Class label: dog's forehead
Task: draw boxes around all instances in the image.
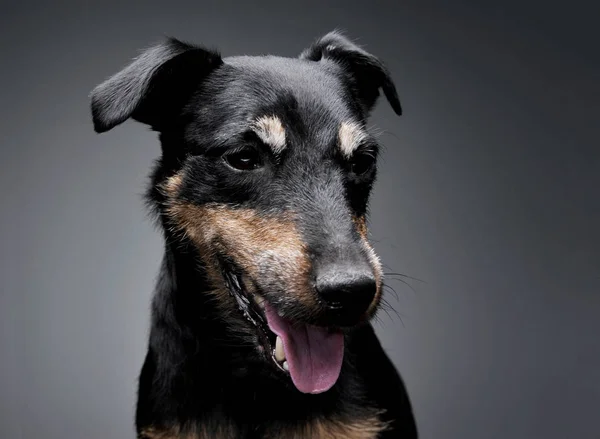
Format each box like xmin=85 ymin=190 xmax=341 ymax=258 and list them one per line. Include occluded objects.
xmin=223 ymin=55 xmax=348 ymax=105
xmin=186 ymin=55 xmax=363 ymax=149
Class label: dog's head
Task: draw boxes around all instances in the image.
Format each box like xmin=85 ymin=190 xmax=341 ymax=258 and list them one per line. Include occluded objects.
xmin=91 ymin=31 xmax=401 ymax=395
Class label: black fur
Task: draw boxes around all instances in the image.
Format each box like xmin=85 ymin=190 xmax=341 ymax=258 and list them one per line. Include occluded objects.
xmin=91 ymin=31 xmax=417 ymax=438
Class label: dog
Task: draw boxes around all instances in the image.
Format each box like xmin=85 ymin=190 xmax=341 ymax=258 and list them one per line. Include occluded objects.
xmin=90 ymin=31 xmax=418 ymax=439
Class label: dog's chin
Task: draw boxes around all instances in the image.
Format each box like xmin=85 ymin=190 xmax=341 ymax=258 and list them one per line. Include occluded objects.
xmin=219 ymin=264 xmax=377 ymax=395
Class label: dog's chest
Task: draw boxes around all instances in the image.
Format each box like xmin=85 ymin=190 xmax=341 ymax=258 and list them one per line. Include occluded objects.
xmin=267 ymin=416 xmax=389 ymax=439
xmin=139 ymin=414 xmax=388 ymax=439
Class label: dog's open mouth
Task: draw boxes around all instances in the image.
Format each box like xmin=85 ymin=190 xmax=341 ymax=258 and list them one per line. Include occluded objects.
xmin=221 ymin=264 xmax=344 ymax=394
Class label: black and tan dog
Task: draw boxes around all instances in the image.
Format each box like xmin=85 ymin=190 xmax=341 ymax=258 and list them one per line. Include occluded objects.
xmin=90 ymin=31 xmax=418 ymax=439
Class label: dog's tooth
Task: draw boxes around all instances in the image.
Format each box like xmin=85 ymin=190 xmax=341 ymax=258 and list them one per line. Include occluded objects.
xmin=275 ymin=336 xmax=286 ymax=362
xmin=253 ymin=295 xmax=265 ymax=308
xmin=283 ymin=361 xmax=289 ymax=371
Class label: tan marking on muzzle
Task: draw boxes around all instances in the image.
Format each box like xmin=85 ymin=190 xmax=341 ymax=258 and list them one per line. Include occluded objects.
xmin=165 ymin=202 xmax=315 ymax=307
xmin=353 ymin=214 xmax=369 ymax=240
xmin=251 ymin=115 xmax=286 ymax=154
xmin=339 ymin=121 xmax=368 ymax=158
xmin=352 ymin=215 xmax=384 ymax=316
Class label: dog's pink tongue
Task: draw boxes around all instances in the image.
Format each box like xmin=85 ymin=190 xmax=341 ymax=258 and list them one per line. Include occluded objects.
xmin=264 ymin=303 xmax=344 ymax=394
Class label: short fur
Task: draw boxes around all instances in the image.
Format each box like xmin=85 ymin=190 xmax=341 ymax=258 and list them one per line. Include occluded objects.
xmin=90 ymin=31 xmax=418 ymax=438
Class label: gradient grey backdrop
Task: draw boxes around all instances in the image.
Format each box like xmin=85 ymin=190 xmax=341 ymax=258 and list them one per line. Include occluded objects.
xmin=1 ymin=1 xmax=599 ymax=438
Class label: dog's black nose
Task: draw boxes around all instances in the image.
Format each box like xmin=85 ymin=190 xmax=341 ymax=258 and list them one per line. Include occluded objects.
xmin=315 ymin=265 xmax=377 ymax=322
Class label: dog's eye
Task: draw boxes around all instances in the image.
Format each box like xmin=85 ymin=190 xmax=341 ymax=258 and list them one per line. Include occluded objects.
xmin=224 ymin=147 xmax=263 ymax=171
xmin=349 ymin=152 xmax=376 ymax=176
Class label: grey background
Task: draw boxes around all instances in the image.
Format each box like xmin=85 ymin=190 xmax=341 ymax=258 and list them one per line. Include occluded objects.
xmin=1 ymin=1 xmax=599 ymax=438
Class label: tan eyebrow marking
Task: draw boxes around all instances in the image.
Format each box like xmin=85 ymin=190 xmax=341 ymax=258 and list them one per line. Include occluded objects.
xmin=338 ymin=121 xmax=369 ymax=158
xmin=251 ymin=115 xmax=286 ymax=154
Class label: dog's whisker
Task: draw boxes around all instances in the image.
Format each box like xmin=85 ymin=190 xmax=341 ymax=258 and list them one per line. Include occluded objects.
xmin=380 ymin=298 xmax=406 ymax=328
xmin=379 ymin=302 xmax=394 ymax=322
xmin=385 ymin=277 xmax=419 ymax=296
xmin=382 ymin=283 xmax=400 ymax=302
xmin=378 ymin=129 xmax=402 ymax=143
xmin=383 ymin=272 xmax=426 ymax=283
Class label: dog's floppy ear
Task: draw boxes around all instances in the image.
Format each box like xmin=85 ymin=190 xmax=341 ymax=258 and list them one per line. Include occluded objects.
xmin=90 ymin=38 xmax=223 ymax=133
xmin=300 ymin=31 xmax=401 ymax=117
